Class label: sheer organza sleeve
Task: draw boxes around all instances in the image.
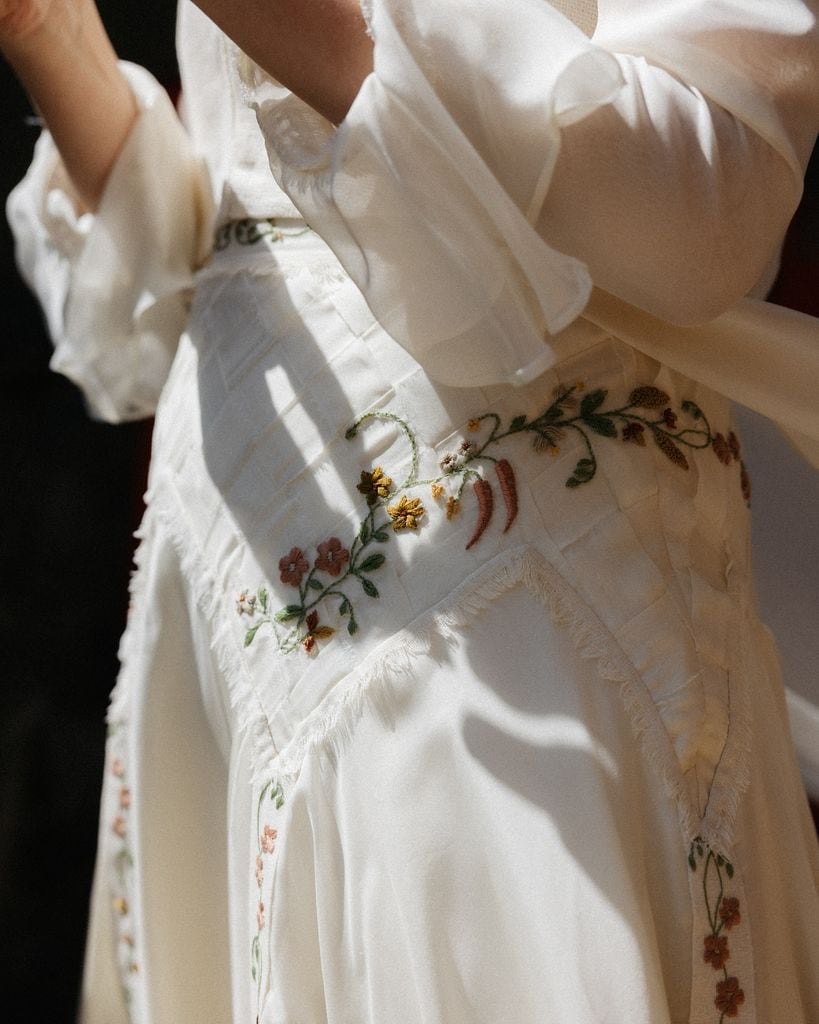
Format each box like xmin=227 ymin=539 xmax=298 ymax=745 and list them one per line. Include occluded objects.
xmin=238 ymin=0 xmax=818 ymax=389
xmin=7 ymin=63 xmax=213 ymax=423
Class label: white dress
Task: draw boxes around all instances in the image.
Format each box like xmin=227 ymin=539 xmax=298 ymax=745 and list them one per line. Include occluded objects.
xmin=7 ymin=2 xmax=819 ymax=1023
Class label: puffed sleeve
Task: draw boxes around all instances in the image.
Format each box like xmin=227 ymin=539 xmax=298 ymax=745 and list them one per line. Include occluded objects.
xmin=238 ymin=0 xmax=818 ymax=389
xmin=6 ymin=62 xmax=213 ymax=423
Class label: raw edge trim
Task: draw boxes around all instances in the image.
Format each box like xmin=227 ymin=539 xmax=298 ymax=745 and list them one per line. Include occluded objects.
xmin=266 ymin=544 xmax=715 ymax=849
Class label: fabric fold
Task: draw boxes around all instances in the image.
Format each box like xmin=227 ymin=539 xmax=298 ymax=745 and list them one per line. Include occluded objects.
xmin=243 ymin=0 xmax=624 ymax=388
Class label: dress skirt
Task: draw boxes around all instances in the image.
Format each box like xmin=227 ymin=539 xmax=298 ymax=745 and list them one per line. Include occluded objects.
xmin=83 ymin=224 xmax=819 ymax=1024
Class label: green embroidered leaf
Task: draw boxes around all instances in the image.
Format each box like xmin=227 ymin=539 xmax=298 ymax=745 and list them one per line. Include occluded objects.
xmin=347 ymin=616 xmax=359 ymax=635
xmin=509 ymin=414 xmax=527 ymax=432
xmin=628 ymin=386 xmax=670 ymax=409
xmin=307 ymin=577 xmax=323 ymax=591
xmin=344 ymin=425 xmax=358 ymax=440
xmin=251 ymin=935 xmax=260 ymax=981
xmin=725 ymin=861 xmax=735 ymax=879
xmin=258 ymin=587 xmax=269 ymax=613
xmin=565 ymin=457 xmax=595 ymax=488
xmin=584 ymin=414 xmax=617 ymax=437
xmin=681 ymin=399 xmax=703 ymax=419
xmin=359 ymin=521 xmax=370 ymax=544
xmin=360 ymin=577 xmax=379 ymax=598
xmin=339 ymin=596 xmax=351 ymax=616
xmin=373 ymin=528 xmax=390 ymax=542
xmin=274 ymin=604 xmax=302 ymax=622
xmin=580 ymin=389 xmax=607 ymax=416
xmin=244 ymin=622 xmax=264 ymax=646
xmin=359 ymin=552 xmax=386 ymax=573
xmin=688 ymin=849 xmax=697 ymax=872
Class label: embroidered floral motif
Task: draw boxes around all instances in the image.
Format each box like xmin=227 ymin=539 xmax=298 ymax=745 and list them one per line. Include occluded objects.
xmin=689 ymin=838 xmax=746 ymax=1021
xmin=237 ymin=385 xmax=748 ymax=656
xmin=213 ymin=217 xmax=314 ymax=253
xmin=107 ymin=723 xmax=139 ymax=1006
xmin=252 ymin=779 xmax=286 ymax=1014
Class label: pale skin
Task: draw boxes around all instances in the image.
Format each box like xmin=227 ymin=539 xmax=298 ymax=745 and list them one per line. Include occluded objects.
xmin=0 ymin=0 xmax=373 ymax=210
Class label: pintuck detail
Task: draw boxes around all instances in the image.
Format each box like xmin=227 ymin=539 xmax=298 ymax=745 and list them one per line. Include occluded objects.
xmin=235 ymin=383 xmax=748 ymax=656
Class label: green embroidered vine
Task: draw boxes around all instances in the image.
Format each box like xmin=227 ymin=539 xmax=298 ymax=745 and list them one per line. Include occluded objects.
xmin=236 ymin=383 xmax=749 ymax=656
xmin=689 ymin=838 xmax=745 ymax=1021
xmin=252 ymin=777 xmax=286 ymax=1014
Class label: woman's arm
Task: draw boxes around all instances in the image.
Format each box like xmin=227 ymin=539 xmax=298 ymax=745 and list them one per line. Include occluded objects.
xmin=190 ymin=0 xmax=373 ymax=125
xmin=1 ymin=0 xmax=137 ymax=210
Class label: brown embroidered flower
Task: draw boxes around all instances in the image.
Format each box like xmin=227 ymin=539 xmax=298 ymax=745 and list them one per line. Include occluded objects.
xmin=712 ymin=432 xmax=734 ymax=466
xmin=740 ymin=461 xmax=752 ymax=504
xmin=260 ymin=825 xmax=278 ymax=854
xmin=715 ymin=977 xmax=745 ymax=1018
xmin=314 ymin=537 xmax=349 ymax=576
xmin=257 ymin=901 xmax=265 ymax=931
xmin=430 ymin=482 xmax=445 ymax=499
xmin=622 ymin=422 xmax=646 ymax=446
xmin=112 ymin=816 xmax=127 ymax=839
xmin=446 ymin=496 xmax=460 ymax=520
xmin=119 ymin=787 xmax=131 ymax=810
xmin=719 ymin=897 xmax=741 ymax=930
xmin=704 ymin=934 xmax=730 ymax=970
xmin=236 ymin=590 xmax=257 ymax=615
xmin=388 ymin=495 xmax=425 ymax=530
xmin=662 ymin=407 xmax=678 ymax=429
xmin=357 ymin=466 xmax=393 ymax=506
xmin=301 ymin=609 xmax=335 ymax=651
xmin=255 ymin=855 xmax=264 ymax=887
xmin=279 ymin=548 xmax=309 ymax=586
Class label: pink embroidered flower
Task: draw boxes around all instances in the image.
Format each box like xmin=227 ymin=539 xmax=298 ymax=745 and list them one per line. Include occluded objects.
xmin=279 ymin=547 xmax=309 ymax=586
xmin=255 ymin=855 xmax=264 ymax=887
xmin=715 ymin=977 xmax=745 ymax=1018
xmin=719 ymin=897 xmax=741 ymax=930
xmin=260 ymin=825 xmax=278 ymax=854
xmin=236 ymin=590 xmax=257 ymax=615
xmin=712 ymin=432 xmax=734 ymax=466
xmin=727 ymin=431 xmax=741 ymax=461
xmin=119 ymin=787 xmax=131 ymax=809
xmin=257 ymin=901 xmax=265 ymax=931
xmin=111 ymin=758 xmax=125 ymax=778
xmin=112 ymin=816 xmax=127 ymax=839
xmin=314 ymin=537 xmax=349 ymax=576
xmin=704 ymin=934 xmax=730 ymax=970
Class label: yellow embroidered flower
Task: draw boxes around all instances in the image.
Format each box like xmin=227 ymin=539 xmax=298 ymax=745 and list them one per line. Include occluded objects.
xmin=113 ymin=897 xmax=129 ymax=916
xmin=467 ymin=417 xmax=482 ymax=432
xmin=446 ymin=496 xmax=460 ymax=520
xmin=430 ymin=482 xmax=445 ymax=499
xmin=387 ymin=495 xmax=425 ymax=530
xmin=357 ymin=465 xmax=393 ymax=505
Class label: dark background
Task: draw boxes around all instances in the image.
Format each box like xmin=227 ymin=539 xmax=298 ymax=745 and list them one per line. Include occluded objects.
xmin=0 ymin=4 xmax=177 ymax=1020
xmin=1 ymin=7 xmax=817 ymax=1022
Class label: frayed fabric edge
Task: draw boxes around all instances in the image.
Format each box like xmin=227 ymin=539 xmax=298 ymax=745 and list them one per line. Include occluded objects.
xmin=266 ymin=544 xmax=711 ymax=850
